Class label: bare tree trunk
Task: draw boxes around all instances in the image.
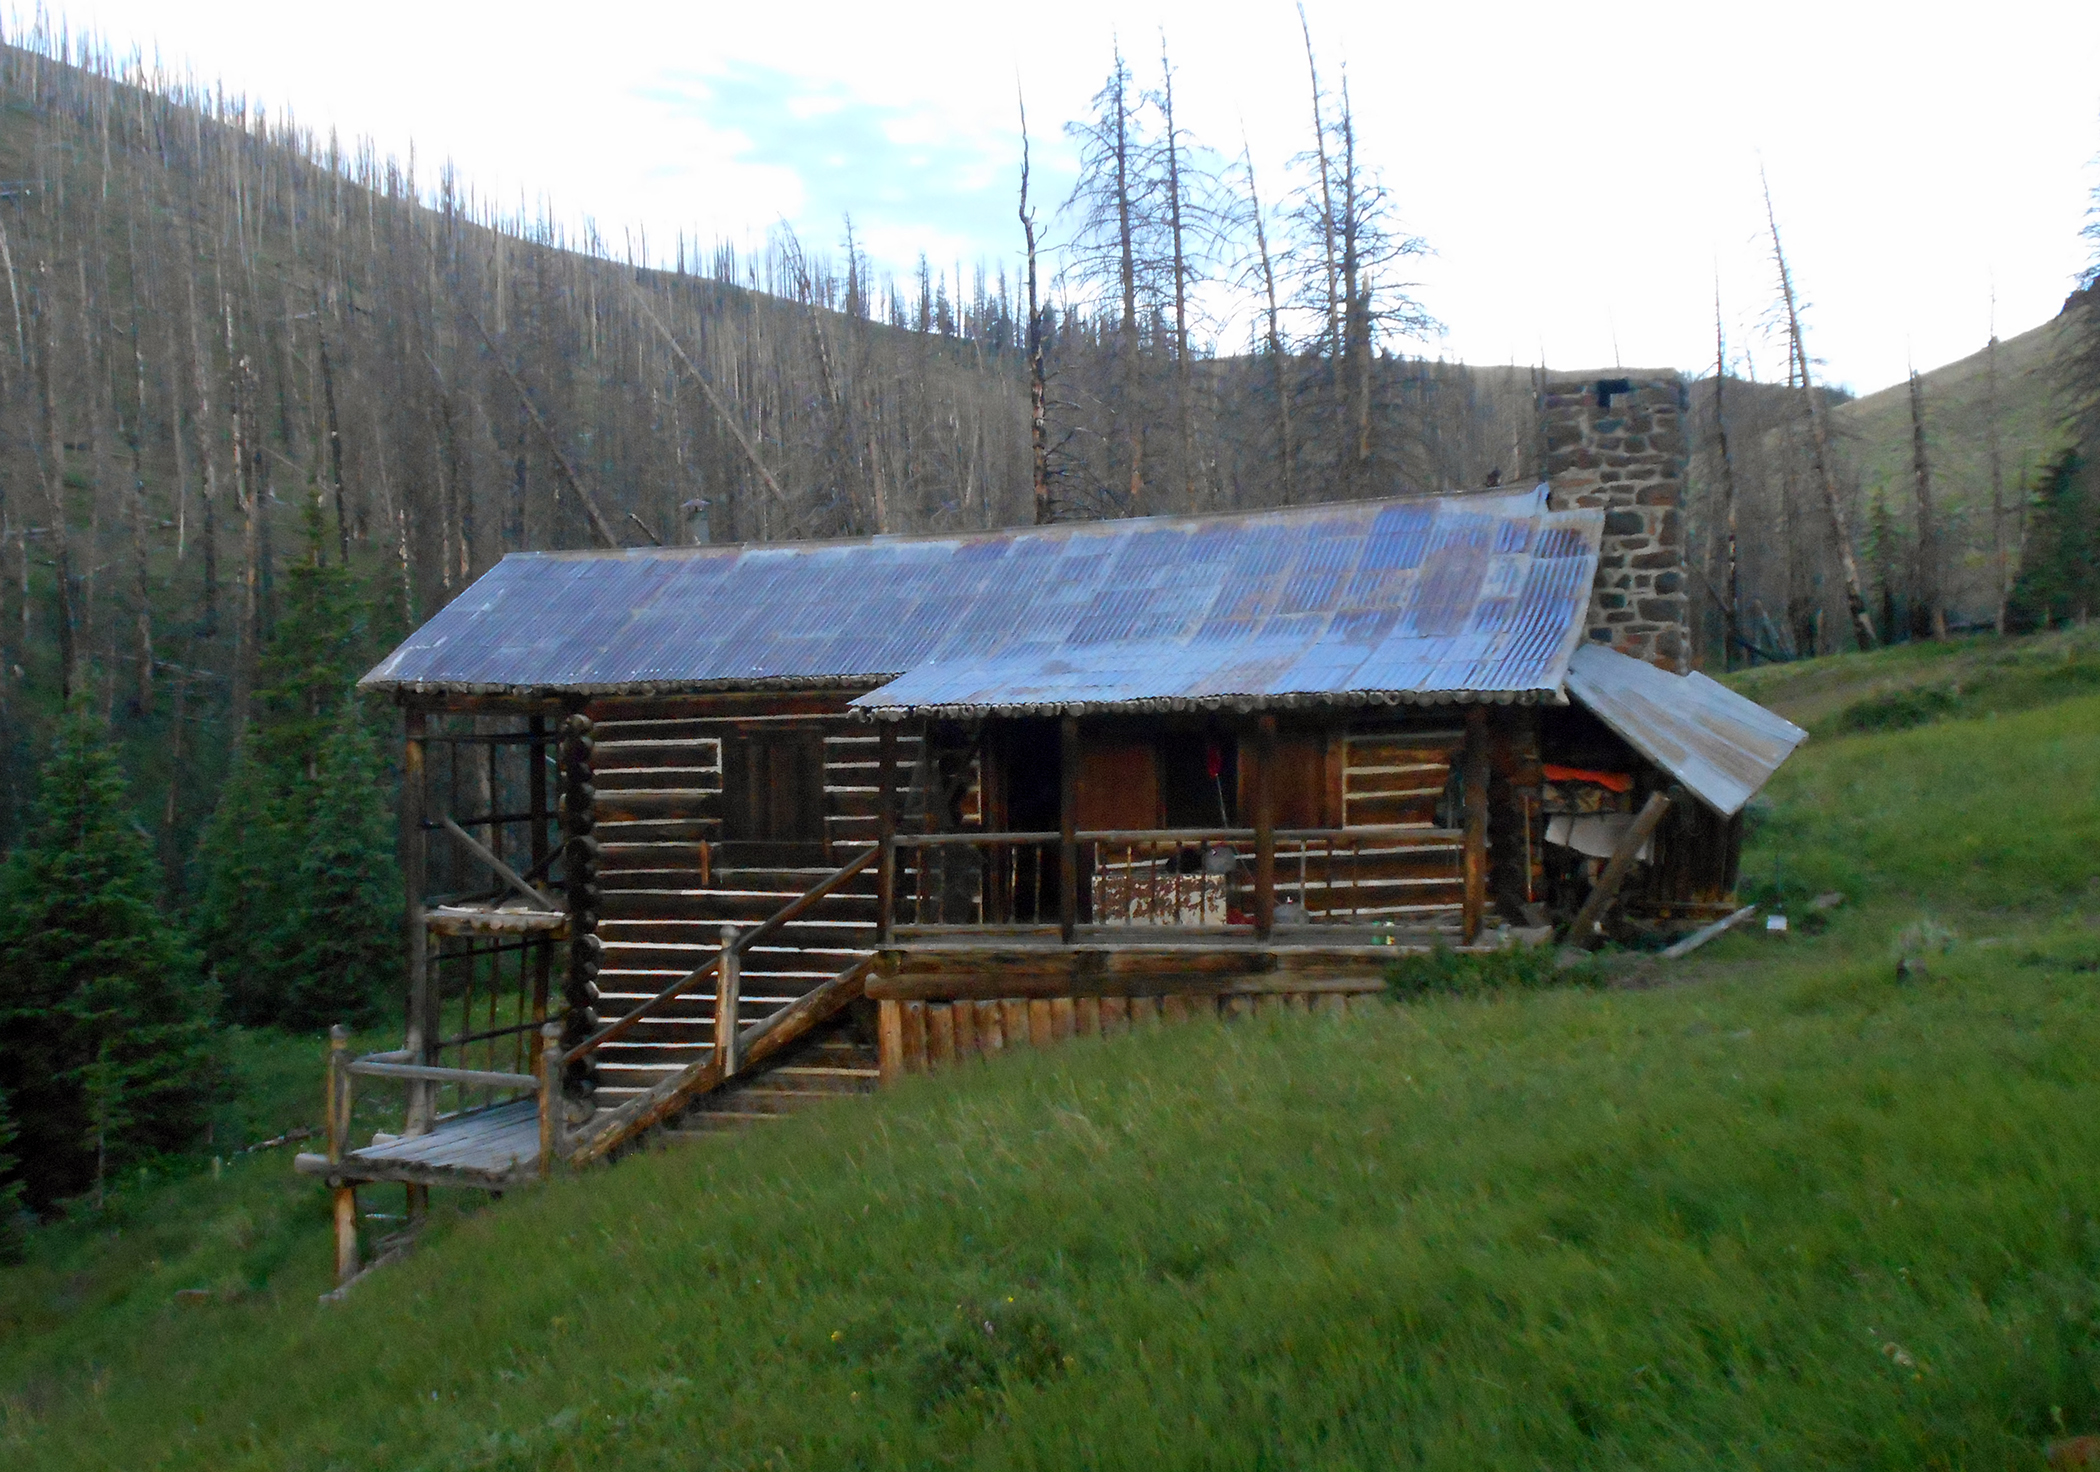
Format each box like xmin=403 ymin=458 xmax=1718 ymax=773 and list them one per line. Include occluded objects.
xmin=317 ymin=311 xmax=349 ymax=566
xmin=1159 ymin=40 xmax=1196 ymax=512
xmin=1712 ymin=290 xmax=1740 ymax=668
xmin=34 ymin=262 xmax=74 ymax=700
xmin=183 ymin=248 xmax=222 ymax=636
xmin=225 ymin=295 xmax=260 ymax=732
xmin=1020 ymin=92 xmax=1050 ymax=525
xmin=128 ymin=290 xmax=153 ymax=713
xmin=1300 ymin=8 xmax=1344 ymax=458
xmin=1906 ymin=369 xmax=1945 ymax=640
xmin=1340 ymin=86 xmax=1372 ymax=478
xmin=1109 ymin=46 xmax=1142 ymax=512
xmin=1985 ymin=322 xmax=2011 ymax=633
xmin=1764 ymin=177 xmax=1876 ymax=650
xmin=1244 ymin=145 xmax=1292 ymax=505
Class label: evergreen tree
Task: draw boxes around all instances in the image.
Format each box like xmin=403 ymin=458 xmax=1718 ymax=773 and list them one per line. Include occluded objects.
xmin=190 ymin=752 xmax=299 ymax=1026
xmin=276 ymin=708 xmax=400 ymax=1031
xmin=191 ymin=514 xmax=391 ymax=1030
xmin=0 ymin=708 xmax=220 ymax=1210
xmin=2007 ymin=450 xmax=2099 ymax=631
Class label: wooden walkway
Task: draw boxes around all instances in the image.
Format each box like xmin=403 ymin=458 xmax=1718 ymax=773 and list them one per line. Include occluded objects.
xmin=297 ymin=1099 xmax=544 ymax=1192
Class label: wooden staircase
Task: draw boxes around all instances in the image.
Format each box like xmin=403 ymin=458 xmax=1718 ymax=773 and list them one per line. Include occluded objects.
xmin=589 ymin=851 xmax=881 ymax=1113
xmin=661 ymin=1020 xmax=881 ymax=1137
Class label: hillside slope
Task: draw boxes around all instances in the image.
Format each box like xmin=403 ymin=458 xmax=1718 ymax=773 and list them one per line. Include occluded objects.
xmin=3 ymin=642 xmax=2098 ymax=1470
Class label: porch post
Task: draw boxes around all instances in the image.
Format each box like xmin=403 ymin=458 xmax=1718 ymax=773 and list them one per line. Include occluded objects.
xmin=1254 ymin=713 xmax=1276 ymax=939
xmin=876 ymin=722 xmax=897 ymax=945
xmin=1059 ymin=713 xmax=1079 ymax=944
xmin=1462 ymin=707 xmax=1489 ymax=943
xmin=400 ymin=705 xmax=432 ymax=1136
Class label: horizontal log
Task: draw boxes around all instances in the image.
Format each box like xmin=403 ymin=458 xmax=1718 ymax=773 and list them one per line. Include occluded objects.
xmin=294 ymin=1150 xmax=534 ymax=1193
xmin=426 ymin=908 xmax=568 ymax=937
xmin=585 ymin=692 xmax=868 ymax=723
xmin=347 ymin=1059 xmax=540 ymax=1090
xmin=867 ymin=964 xmax=1399 ymax=1001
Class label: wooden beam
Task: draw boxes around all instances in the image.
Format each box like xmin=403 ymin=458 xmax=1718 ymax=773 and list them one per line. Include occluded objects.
xmin=1565 ymin=790 xmax=1676 ymax=948
xmin=1253 ymin=714 xmax=1277 ymax=939
xmin=347 ymin=1059 xmax=539 ymax=1089
xmin=869 ymin=957 xmax=1400 ymax=1001
xmin=438 ymin=815 xmax=561 ymax=912
xmin=714 ymin=924 xmax=741 ymax=1076
xmin=1059 ymin=714 xmax=1079 ymax=945
xmin=537 ymin=1021 xmax=564 ymax=1179
xmin=876 ymin=722 xmax=897 ymax=945
xmin=326 ymin=1026 xmax=358 ymax=1285
xmin=400 ymin=711 xmax=433 ymax=1136
xmin=877 ymin=999 xmax=903 ymax=1084
xmin=1461 ymin=708 xmax=1489 ymax=943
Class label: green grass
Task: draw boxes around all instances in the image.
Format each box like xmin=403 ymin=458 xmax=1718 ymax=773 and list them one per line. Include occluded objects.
xmin=3 ymin=635 xmax=2099 ymax=1469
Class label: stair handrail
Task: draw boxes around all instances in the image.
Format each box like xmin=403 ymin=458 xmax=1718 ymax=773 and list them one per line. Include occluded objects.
xmin=566 ymin=951 xmax=878 ymax=1166
xmin=564 ymin=843 xmax=883 ymax=1064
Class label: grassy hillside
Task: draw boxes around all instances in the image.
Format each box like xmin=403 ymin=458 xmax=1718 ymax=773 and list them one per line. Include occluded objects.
xmin=1827 ymin=313 xmax=2076 ymax=626
xmin=1835 ymin=314 xmax=2071 ymax=517
xmin=3 ymin=643 xmax=2099 ymax=1469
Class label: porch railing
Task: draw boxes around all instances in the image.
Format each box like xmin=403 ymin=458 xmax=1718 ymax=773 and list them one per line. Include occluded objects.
xmin=889 ymin=825 xmax=1465 ymax=938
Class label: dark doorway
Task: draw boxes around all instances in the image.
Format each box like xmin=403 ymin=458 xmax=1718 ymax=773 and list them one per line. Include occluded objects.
xmin=1160 ymin=729 xmax=1237 ymax=829
xmin=722 ymin=730 xmax=825 ymax=858
xmin=998 ymin=719 xmax=1062 ymax=922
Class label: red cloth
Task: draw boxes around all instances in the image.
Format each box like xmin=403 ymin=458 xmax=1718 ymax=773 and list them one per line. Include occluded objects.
xmin=1542 ymin=763 xmax=1633 ymax=794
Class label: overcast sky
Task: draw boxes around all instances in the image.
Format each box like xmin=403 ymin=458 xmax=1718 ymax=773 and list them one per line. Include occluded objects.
xmin=32 ymin=0 xmax=2100 ymax=396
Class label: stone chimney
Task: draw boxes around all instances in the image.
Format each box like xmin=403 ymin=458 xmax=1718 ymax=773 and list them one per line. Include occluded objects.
xmin=1542 ymin=370 xmax=1689 ymax=671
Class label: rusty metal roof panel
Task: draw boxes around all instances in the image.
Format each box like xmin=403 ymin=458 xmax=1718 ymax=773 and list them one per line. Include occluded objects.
xmin=362 ymin=487 xmax=1604 ymax=712
xmin=1563 ymin=643 xmax=1808 ymax=816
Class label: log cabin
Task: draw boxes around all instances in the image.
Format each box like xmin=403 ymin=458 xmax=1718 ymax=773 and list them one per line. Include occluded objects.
xmin=295 ymin=370 xmax=1805 ymax=1281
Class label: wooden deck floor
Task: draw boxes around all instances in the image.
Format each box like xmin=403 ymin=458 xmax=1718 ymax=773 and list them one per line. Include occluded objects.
xmin=297 ymin=1099 xmax=543 ymax=1191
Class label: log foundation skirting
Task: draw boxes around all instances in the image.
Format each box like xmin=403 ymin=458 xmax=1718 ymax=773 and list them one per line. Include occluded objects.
xmin=873 ymin=983 xmax=1380 ymax=1082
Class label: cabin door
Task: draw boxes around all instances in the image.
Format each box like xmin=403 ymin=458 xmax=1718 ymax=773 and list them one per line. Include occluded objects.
xmin=721 ymin=730 xmax=826 ymax=857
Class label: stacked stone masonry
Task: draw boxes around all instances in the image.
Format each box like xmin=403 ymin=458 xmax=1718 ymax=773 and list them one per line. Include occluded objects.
xmin=1542 ymin=370 xmax=1689 ymax=672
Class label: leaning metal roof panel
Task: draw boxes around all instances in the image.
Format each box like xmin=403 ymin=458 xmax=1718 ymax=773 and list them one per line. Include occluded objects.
xmin=361 ymin=487 xmax=1604 ymax=714
xmin=1563 ymin=642 xmax=1808 ymax=816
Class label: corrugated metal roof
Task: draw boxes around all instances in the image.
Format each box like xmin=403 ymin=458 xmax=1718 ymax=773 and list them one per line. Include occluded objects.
xmin=362 ymin=487 xmax=1604 ymax=714
xmin=1563 ymin=643 xmax=1807 ymax=816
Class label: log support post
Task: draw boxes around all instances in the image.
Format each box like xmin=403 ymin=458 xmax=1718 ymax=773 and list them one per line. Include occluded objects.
xmin=1565 ymin=789 xmax=1676 ymax=948
xmin=326 ymin=1024 xmax=359 ymax=1285
xmin=1462 ymin=707 xmax=1490 ymax=943
xmin=877 ymin=998 xmax=904 ymax=1085
xmin=527 ymin=713 xmax=552 ymax=1047
xmin=876 ymin=722 xmax=897 ymax=946
xmin=1254 ymin=714 xmax=1277 ymax=940
xmin=715 ymin=924 xmax=742 ymax=1077
xmin=560 ymin=708 xmax=599 ymax=1099
xmin=537 ymin=1020 xmax=565 ymax=1178
xmin=1059 ymin=713 xmax=1079 ymax=945
xmin=401 ymin=706 xmax=432 ymax=1136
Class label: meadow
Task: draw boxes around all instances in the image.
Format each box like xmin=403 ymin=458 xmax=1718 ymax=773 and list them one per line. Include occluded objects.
xmin=3 ymin=643 xmax=2097 ymax=1470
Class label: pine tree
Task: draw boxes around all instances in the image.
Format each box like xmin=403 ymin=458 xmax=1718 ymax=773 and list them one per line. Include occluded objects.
xmin=191 ymin=513 xmax=390 ymax=1029
xmin=276 ymin=708 xmax=400 ymax=1031
xmin=0 ymin=708 xmax=220 ymax=1210
xmin=2007 ymin=450 xmax=2098 ymax=631
xmin=190 ymin=751 xmax=299 ymax=1026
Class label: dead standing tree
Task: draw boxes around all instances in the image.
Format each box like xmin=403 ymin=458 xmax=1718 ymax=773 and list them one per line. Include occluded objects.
xmin=1018 ymin=91 xmax=1051 ymax=525
xmin=1764 ymin=177 xmax=1875 ymax=650
xmin=1064 ymin=43 xmax=1154 ymax=514
xmin=1905 ymin=367 xmax=1945 ymax=639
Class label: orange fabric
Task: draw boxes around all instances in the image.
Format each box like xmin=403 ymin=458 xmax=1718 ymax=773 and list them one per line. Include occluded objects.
xmin=1542 ymin=763 xmax=1634 ymax=794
